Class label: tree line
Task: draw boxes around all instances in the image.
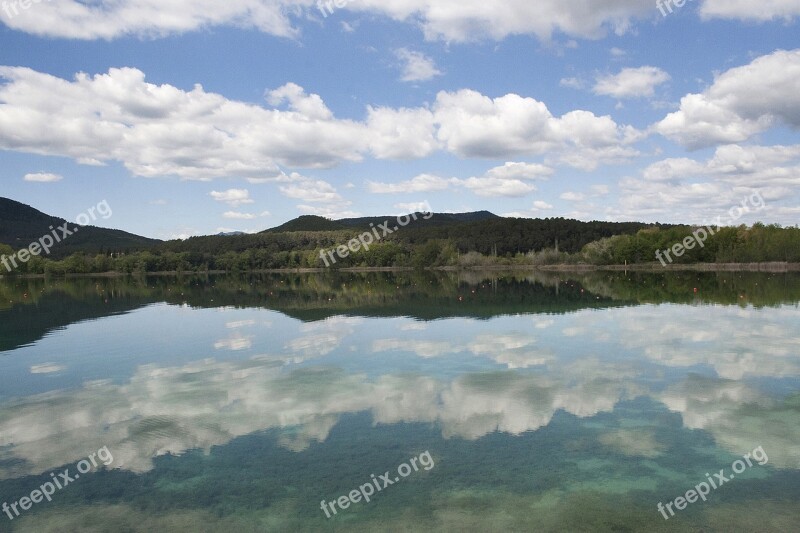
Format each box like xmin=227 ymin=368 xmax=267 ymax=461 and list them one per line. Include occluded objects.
xmin=1 ymin=220 xmax=799 ymax=275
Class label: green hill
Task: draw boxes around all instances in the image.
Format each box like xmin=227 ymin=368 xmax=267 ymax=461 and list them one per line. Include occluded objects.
xmin=261 ymin=211 xmax=500 ymax=234
xmin=0 ymin=197 xmax=160 ymax=258
xmin=264 ymin=215 xmax=347 ymax=233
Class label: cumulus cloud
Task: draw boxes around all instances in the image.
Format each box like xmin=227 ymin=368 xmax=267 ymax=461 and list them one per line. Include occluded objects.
xmin=560 ymin=77 xmax=586 ymax=90
xmin=369 ymin=162 xmax=553 ymax=198
xmin=593 ymin=66 xmax=670 ymax=98
xmin=279 ymin=178 xmax=343 ymax=203
xmin=700 ymin=0 xmax=800 ymax=22
xmin=210 ymin=189 xmax=254 ymax=207
xmin=654 ymin=49 xmax=800 ymax=149
xmin=360 ymin=0 xmax=651 ymax=43
xmin=0 ymin=67 xmax=371 ymax=178
xmin=0 ymin=0 xmax=310 ymax=40
xmin=614 ymin=143 xmax=800 ymax=224
xmin=0 ymin=0 xmax=654 ymax=43
xmin=394 ymin=201 xmax=434 ymax=214
xmin=223 ymin=211 xmax=271 ymax=219
xmin=433 ymin=90 xmax=639 ymax=167
xmin=368 ymin=174 xmax=455 ymax=194
xmin=560 ymin=191 xmax=586 ymax=202
xmin=395 ymin=48 xmax=442 ymax=82
xmin=365 ymin=106 xmax=439 ymax=159
xmin=483 ymin=161 xmax=554 ymax=180
xmin=23 ymin=172 xmax=63 ymax=182
xmin=0 ymin=67 xmax=640 ymax=179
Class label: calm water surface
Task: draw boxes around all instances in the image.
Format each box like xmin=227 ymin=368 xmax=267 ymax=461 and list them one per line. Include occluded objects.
xmin=0 ymin=271 xmax=799 ymax=532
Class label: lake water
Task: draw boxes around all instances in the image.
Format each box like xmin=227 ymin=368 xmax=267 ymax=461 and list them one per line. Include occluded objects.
xmin=1 ymin=271 xmax=799 ymax=532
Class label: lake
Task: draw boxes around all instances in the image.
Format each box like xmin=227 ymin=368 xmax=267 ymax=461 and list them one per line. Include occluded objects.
xmin=1 ymin=271 xmax=799 ymax=532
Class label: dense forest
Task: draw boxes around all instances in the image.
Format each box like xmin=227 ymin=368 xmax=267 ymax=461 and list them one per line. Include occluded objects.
xmin=3 ymin=222 xmax=800 ymax=276
xmin=2 ymin=197 xmax=799 ymax=275
xmin=1 ymin=214 xmax=664 ymax=274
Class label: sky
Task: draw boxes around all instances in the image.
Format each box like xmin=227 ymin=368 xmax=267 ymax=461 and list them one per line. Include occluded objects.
xmin=0 ymin=0 xmax=798 ymax=239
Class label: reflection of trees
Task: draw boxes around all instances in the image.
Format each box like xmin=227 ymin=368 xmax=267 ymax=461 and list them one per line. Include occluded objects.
xmin=2 ymin=271 xmax=799 ymax=353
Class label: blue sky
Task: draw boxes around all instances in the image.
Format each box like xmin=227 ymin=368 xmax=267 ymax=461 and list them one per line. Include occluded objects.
xmin=0 ymin=1 xmax=799 ymax=239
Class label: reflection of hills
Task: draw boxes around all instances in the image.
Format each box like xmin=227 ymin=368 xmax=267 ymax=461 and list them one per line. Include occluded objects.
xmin=0 ymin=273 xmax=627 ymax=353
xmin=265 ymin=273 xmax=627 ymax=321
xmin=2 ymin=270 xmax=799 ymax=353
xmin=0 ymin=283 xmax=151 ymax=352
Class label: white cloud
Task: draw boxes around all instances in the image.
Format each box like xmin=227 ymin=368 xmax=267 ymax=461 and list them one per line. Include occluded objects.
xmin=560 ymin=191 xmax=586 ymax=201
xmin=23 ymin=172 xmax=62 ymax=182
xmin=394 ymin=201 xmax=434 ymax=213
xmin=368 ymin=174 xmax=454 ymax=194
xmin=0 ymin=67 xmax=644 ymax=179
xmin=279 ymin=179 xmax=342 ymax=203
xmin=611 ymin=143 xmax=800 ymax=225
xmin=344 ymin=0 xmax=652 ymax=43
xmin=700 ymin=0 xmax=800 ymax=22
xmin=0 ymin=68 xmax=376 ymax=177
xmin=366 ymin=106 xmax=439 ymax=159
xmin=210 ymin=189 xmax=254 ymax=207
xmin=458 ymin=162 xmax=553 ymax=198
xmin=460 ymin=177 xmax=537 ymax=198
xmin=559 ymin=77 xmax=585 ymax=90
xmin=483 ymin=162 xmax=554 ymax=181
xmin=223 ymin=211 xmax=271 ymax=219
xmin=266 ymin=82 xmax=333 ymax=121
xmin=0 ymin=0 xmax=653 ymax=43
xmin=0 ymin=0 xmax=308 ymax=40
xmin=433 ymin=89 xmax=640 ymax=169
xmin=395 ymin=48 xmax=442 ymax=82
xmin=369 ymin=162 xmax=552 ymax=198
xmin=593 ymin=66 xmax=670 ymax=99
xmin=654 ymin=49 xmax=800 ymax=149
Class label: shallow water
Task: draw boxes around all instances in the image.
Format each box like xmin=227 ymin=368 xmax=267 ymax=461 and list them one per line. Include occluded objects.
xmin=0 ymin=271 xmax=799 ymax=532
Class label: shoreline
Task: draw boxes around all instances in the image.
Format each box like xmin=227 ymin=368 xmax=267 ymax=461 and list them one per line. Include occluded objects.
xmin=2 ymin=262 xmax=800 ymax=280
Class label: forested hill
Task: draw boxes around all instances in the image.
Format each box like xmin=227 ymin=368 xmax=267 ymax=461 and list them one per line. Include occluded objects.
xmin=263 ymin=211 xmax=500 ymax=233
xmin=161 ymin=212 xmax=659 ymax=258
xmin=0 ymin=197 xmax=160 ymax=257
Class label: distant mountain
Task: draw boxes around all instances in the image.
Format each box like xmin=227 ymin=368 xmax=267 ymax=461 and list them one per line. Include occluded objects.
xmin=263 ymin=211 xmax=500 ymax=233
xmin=216 ymin=231 xmax=247 ymax=237
xmin=0 ymin=198 xmax=160 ymax=257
